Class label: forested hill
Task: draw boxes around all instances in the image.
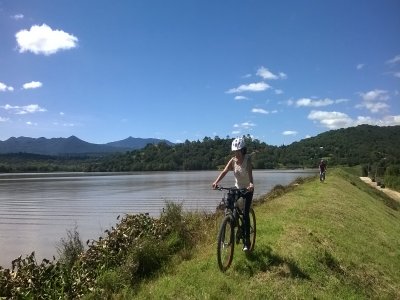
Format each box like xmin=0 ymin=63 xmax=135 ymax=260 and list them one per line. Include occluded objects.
xmin=92 ymin=125 xmax=400 ymax=172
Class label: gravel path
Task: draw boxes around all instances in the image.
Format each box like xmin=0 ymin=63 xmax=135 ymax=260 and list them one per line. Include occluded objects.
xmin=360 ymin=177 xmax=400 ymax=203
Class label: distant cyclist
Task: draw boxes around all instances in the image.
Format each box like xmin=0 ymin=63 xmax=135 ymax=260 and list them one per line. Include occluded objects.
xmin=212 ymin=137 xmax=254 ymax=251
xmin=319 ymin=159 xmax=327 ymax=182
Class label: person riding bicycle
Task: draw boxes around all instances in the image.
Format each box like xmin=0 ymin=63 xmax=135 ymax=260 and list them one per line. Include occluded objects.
xmin=319 ymin=159 xmax=327 ymax=182
xmin=212 ymin=137 xmax=254 ymax=251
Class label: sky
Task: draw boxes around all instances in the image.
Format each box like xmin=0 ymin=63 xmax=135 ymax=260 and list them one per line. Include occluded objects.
xmin=0 ymin=0 xmax=399 ymax=146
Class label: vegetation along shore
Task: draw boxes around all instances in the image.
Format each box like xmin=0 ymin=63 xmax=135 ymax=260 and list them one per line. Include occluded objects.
xmin=1 ymin=167 xmax=399 ymax=299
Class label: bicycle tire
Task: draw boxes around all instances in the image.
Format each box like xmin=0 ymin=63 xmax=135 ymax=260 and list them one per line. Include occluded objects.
xmin=249 ymin=208 xmax=256 ymax=252
xmin=217 ymin=215 xmax=235 ymax=271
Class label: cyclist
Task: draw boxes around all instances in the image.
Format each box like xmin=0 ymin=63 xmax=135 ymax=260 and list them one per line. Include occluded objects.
xmin=319 ymin=159 xmax=327 ymax=182
xmin=212 ymin=137 xmax=254 ymax=251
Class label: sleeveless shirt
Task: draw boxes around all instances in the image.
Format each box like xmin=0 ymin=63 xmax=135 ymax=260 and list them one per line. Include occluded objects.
xmin=232 ymin=154 xmax=251 ymax=189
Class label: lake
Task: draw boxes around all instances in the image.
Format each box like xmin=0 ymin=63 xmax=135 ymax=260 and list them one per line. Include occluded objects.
xmin=0 ymin=170 xmax=316 ymax=268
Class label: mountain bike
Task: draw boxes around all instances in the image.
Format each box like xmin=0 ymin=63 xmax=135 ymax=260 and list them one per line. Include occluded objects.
xmin=215 ymin=186 xmax=256 ymax=272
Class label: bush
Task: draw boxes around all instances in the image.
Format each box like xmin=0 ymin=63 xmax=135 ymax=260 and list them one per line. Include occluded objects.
xmin=57 ymin=225 xmax=84 ymax=270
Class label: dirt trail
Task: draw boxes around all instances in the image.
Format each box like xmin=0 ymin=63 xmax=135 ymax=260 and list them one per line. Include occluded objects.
xmin=360 ymin=177 xmax=400 ymax=203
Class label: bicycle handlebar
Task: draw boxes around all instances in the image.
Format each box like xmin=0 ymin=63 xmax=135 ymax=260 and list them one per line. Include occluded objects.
xmin=214 ymin=185 xmax=249 ymax=194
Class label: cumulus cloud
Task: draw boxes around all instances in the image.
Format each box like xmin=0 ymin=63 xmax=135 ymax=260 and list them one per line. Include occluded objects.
xmin=256 ymin=66 xmax=287 ymax=80
xmin=358 ymin=89 xmax=389 ymax=102
xmin=16 ymin=24 xmax=78 ymax=55
xmin=22 ymin=81 xmax=43 ymax=89
xmin=0 ymin=82 xmax=14 ymax=92
xmin=226 ymin=82 xmax=270 ymax=94
xmin=1 ymin=104 xmax=47 ymax=114
xmin=308 ymin=110 xmax=400 ymax=129
xmin=357 ymin=89 xmax=390 ymax=113
xmin=308 ymin=110 xmax=353 ymax=129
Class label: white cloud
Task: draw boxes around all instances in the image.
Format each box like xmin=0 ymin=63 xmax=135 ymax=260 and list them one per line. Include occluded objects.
xmin=386 ymin=54 xmax=400 ymax=66
xmin=274 ymin=89 xmax=283 ymax=95
xmin=295 ymin=98 xmax=334 ymax=107
xmin=308 ymin=110 xmax=400 ymax=129
xmin=11 ymin=14 xmax=24 ymax=20
xmin=0 ymin=82 xmax=14 ymax=92
xmin=308 ymin=110 xmax=353 ymax=129
xmin=226 ymin=82 xmax=270 ymax=94
xmin=357 ymin=89 xmax=390 ymax=113
xmin=252 ymin=108 xmax=268 ymax=114
xmin=26 ymin=121 xmax=38 ymax=126
xmin=233 ymin=122 xmax=256 ymax=129
xmin=356 ymin=101 xmax=389 ymax=114
xmin=256 ymin=66 xmax=287 ymax=80
xmin=22 ymin=81 xmax=43 ymax=89
xmin=1 ymin=104 xmax=47 ymax=114
xmin=0 ymin=117 xmax=9 ymax=122
xmin=356 ymin=63 xmax=365 ymax=70
xmin=282 ymin=130 xmax=297 ymax=136
xmin=16 ymin=24 xmax=78 ymax=55
xmin=234 ymin=95 xmax=248 ymax=100
xmin=358 ymin=89 xmax=389 ymax=102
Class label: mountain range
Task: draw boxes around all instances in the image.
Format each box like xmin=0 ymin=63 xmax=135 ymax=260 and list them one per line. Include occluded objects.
xmin=0 ymin=136 xmax=174 ymax=155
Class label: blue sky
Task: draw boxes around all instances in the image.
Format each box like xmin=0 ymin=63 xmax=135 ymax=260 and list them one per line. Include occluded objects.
xmin=0 ymin=1 xmax=399 ymax=146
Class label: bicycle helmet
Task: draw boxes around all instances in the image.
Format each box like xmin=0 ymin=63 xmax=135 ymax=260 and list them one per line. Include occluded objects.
xmin=231 ymin=137 xmax=246 ymax=151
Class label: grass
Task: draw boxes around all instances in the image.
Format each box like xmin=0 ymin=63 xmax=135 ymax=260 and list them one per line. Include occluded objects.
xmin=133 ymin=169 xmax=400 ymax=299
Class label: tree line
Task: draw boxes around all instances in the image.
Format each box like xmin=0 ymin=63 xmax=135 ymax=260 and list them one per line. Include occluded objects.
xmin=1 ymin=125 xmax=399 ymax=173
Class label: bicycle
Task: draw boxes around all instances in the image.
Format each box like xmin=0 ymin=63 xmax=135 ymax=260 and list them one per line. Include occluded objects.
xmin=215 ymin=186 xmax=256 ymax=272
xmin=320 ymin=171 xmax=326 ymax=182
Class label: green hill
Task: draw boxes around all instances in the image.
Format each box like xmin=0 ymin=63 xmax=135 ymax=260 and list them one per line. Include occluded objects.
xmin=1 ymin=169 xmax=399 ymax=299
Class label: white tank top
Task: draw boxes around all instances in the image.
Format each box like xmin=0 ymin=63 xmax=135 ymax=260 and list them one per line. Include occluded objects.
xmin=233 ymin=154 xmax=250 ymax=189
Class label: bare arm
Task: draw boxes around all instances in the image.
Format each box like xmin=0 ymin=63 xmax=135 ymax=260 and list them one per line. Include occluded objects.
xmin=212 ymin=158 xmax=233 ymax=189
xmin=247 ymin=156 xmax=254 ymax=192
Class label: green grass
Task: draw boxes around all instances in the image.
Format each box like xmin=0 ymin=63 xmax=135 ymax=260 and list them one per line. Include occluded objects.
xmin=133 ymin=169 xmax=400 ymax=299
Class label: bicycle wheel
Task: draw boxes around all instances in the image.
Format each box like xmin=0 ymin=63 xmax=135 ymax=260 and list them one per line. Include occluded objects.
xmin=249 ymin=208 xmax=256 ymax=252
xmin=217 ymin=215 xmax=235 ymax=271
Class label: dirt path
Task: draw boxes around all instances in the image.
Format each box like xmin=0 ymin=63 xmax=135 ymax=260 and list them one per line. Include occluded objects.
xmin=360 ymin=177 xmax=400 ymax=203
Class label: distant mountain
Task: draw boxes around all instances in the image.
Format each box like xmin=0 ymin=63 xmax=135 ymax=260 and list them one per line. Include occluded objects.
xmin=106 ymin=137 xmax=174 ymax=149
xmin=0 ymin=136 xmax=173 ymax=155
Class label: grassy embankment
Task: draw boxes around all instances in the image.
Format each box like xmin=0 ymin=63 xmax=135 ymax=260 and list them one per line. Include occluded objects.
xmin=133 ymin=168 xmax=400 ymax=299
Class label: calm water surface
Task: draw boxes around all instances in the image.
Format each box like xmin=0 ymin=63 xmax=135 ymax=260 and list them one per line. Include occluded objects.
xmin=0 ymin=170 xmax=315 ymax=267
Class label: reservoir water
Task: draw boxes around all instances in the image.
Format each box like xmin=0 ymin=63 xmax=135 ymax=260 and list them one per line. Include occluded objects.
xmin=0 ymin=170 xmax=315 ymax=268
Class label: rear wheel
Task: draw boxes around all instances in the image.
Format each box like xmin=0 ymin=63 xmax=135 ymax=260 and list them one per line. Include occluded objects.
xmin=217 ymin=215 xmax=235 ymax=271
xmin=249 ymin=208 xmax=256 ymax=252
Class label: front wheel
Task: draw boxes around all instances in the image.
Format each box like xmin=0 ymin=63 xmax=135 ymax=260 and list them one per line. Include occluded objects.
xmin=249 ymin=208 xmax=256 ymax=252
xmin=217 ymin=215 xmax=235 ymax=271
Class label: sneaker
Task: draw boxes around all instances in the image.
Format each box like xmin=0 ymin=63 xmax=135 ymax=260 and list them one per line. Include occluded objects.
xmin=242 ymin=245 xmax=248 ymax=252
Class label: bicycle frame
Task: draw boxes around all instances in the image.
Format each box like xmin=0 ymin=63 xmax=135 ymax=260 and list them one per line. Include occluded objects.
xmin=215 ymin=186 xmax=256 ymax=272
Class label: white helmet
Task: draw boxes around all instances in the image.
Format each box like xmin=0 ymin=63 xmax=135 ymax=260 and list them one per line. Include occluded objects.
xmin=231 ymin=137 xmax=246 ymax=151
